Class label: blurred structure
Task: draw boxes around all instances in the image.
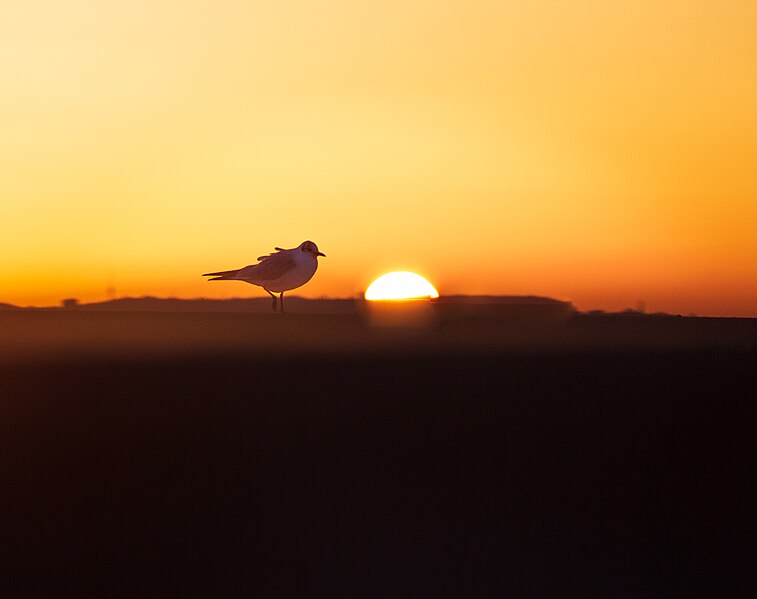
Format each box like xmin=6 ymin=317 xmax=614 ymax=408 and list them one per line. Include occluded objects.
xmin=61 ymin=298 xmax=79 ymax=310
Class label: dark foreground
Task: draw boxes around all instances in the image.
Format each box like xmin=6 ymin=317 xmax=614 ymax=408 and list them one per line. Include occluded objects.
xmin=1 ymin=312 xmax=756 ymax=597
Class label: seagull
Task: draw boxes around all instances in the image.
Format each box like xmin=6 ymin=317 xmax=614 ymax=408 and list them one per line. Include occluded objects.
xmin=202 ymin=240 xmax=325 ymax=313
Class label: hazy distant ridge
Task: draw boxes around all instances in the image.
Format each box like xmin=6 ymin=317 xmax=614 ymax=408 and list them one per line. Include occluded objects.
xmin=1 ymin=295 xmax=571 ymax=314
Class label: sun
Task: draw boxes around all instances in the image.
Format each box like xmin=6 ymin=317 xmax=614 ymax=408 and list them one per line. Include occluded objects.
xmin=365 ymin=271 xmax=439 ymax=301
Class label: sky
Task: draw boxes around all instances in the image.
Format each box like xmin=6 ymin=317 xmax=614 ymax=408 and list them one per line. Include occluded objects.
xmin=1 ymin=1 xmax=756 ymax=315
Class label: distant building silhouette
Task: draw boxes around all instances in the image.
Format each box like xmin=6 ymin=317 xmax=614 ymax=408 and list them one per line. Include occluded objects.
xmin=62 ymin=298 xmax=79 ymax=310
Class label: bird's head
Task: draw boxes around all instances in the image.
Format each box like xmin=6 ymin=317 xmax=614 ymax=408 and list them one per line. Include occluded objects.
xmin=300 ymin=240 xmax=326 ymax=257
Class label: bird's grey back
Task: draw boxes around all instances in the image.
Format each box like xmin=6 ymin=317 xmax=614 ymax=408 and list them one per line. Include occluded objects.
xmin=236 ymin=250 xmax=296 ymax=281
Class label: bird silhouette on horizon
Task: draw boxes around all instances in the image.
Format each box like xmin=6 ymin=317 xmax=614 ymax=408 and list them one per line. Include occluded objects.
xmin=202 ymin=240 xmax=325 ymax=313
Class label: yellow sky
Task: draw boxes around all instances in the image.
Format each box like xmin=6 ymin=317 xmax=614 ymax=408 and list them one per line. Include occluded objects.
xmin=1 ymin=1 xmax=756 ymax=315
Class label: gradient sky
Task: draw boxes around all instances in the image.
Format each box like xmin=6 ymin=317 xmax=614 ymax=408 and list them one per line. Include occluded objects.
xmin=2 ymin=1 xmax=756 ymax=315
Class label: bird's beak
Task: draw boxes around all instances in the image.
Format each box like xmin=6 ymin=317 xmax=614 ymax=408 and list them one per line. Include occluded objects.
xmin=317 ymin=252 xmax=326 ymax=257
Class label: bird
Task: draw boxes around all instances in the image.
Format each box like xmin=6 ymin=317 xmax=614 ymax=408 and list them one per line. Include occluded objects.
xmin=202 ymin=240 xmax=325 ymax=313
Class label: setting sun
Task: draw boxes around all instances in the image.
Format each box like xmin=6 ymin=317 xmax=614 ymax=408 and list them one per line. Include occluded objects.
xmin=365 ymin=272 xmax=439 ymax=301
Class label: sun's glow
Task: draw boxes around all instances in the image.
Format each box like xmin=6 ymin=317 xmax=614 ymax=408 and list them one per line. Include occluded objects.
xmin=365 ymin=272 xmax=439 ymax=301
xmin=1 ymin=3 xmax=756 ymax=315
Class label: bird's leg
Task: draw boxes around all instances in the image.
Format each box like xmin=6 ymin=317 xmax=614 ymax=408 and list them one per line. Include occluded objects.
xmin=266 ymin=289 xmax=277 ymax=312
xmin=279 ymin=292 xmax=285 ymax=314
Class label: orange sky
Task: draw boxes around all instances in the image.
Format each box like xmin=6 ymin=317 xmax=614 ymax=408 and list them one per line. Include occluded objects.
xmin=1 ymin=1 xmax=756 ymax=315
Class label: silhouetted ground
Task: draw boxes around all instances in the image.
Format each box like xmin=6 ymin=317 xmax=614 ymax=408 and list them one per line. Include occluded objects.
xmin=1 ymin=309 xmax=756 ymax=597
xmin=0 ymin=294 xmax=568 ymax=314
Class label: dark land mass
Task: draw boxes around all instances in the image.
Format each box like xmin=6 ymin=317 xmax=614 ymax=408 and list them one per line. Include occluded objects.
xmin=2 ymin=294 xmax=569 ymax=314
xmin=1 ymin=302 xmax=756 ymax=597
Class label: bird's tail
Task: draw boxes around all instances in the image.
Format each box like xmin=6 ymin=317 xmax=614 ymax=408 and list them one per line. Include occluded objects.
xmin=202 ymin=268 xmax=240 ymax=281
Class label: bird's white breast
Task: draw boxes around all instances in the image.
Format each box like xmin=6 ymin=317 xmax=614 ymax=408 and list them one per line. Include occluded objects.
xmin=264 ymin=253 xmax=318 ymax=292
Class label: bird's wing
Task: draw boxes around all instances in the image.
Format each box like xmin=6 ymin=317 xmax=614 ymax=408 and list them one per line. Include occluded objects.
xmin=237 ymin=252 xmax=296 ymax=281
xmin=257 ymin=246 xmax=293 ymax=261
